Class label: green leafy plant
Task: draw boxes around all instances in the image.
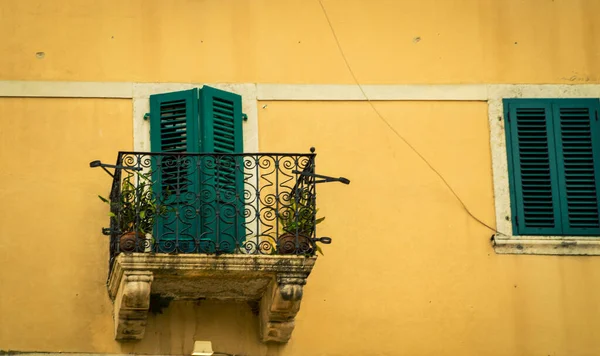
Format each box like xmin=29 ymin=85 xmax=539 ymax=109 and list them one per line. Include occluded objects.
xmin=278 ymin=195 xmax=325 ymax=255
xmin=279 ymin=196 xmax=324 ymax=235
xmin=98 ymin=170 xmax=168 ymax=236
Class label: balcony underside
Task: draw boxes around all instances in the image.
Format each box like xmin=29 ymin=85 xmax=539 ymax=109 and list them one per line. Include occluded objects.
xmin=108 ymin=253 xmax=316 ymax=343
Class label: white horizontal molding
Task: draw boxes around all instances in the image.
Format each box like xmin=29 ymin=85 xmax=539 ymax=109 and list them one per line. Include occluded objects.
xmin=132 ymin=82 xmax=257 ymax=99
xmin=1 ymin=81 xmax=599 ymax=101
xmin=0 ymin=81 xmax=133 ymax=98
xmin=256 ymin=84 xmax=489 ymax=101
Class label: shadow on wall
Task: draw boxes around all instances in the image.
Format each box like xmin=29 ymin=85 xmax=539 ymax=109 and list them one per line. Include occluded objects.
xmin=119 ymin=300 xmax=284 ymax=356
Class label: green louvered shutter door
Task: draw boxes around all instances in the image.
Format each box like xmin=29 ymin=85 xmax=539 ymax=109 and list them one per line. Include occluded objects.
xmin=552 ymin=99 xmax=600 ymax=235
xmin=505 ymin=99 xmax=563 ymax=235
xmin=150 ymin=89 xmax=200 ymax=252
xmin=199 ymin=86 xmax=244 ymax=253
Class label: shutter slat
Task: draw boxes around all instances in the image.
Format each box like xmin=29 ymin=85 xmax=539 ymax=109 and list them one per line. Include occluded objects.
xmin=214 ymin=114 xmax=234 ymax=124
xmin=161 ymin=118 xmax=187 ymax=126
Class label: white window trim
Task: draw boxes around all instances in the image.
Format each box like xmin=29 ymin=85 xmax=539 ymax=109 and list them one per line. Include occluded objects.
xmin=489 ymin=85 xmax=600 ymax=255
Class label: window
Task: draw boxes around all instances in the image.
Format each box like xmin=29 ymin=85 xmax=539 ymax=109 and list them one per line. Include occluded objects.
xmin=149 ymin=86 xmax=245 ymax=252
xmin=504 ymin=98 xmax=600 ymax=236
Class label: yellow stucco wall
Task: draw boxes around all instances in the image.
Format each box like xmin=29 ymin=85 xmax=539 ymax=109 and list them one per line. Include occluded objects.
xmin=0 ymin=98 xmax=132 ymax=352
xmin=0 ymin=0 xmax=598 ymax=84
xmin=3 ymin=99 xmax=600 ymax=356
xmin=1 ymin=0 xmax=600 ymax=355
xmin=258 ymin=101 xmax=600 ymax=356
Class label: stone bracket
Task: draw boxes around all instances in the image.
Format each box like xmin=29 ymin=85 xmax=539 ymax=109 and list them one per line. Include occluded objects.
xmin=113 ymin=271 xmax=153 ymax=340
xmin=107 ymin=254 xmax=316 ymax=343
xmin=259 ymin=273 xmax=308 ymax=343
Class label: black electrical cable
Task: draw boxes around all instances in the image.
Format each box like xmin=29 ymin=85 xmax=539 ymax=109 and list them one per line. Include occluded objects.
xmin=317 ymin=0 xmax=507 ymax=237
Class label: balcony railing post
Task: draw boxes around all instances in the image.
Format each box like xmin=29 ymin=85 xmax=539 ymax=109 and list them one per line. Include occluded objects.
xmin=254 ymin=154 xmax=261 ymax=254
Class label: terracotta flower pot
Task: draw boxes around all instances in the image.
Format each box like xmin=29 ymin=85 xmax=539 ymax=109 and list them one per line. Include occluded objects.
xmin=119 ymin=232 xmax=146 ymax=253
xmin=277 ymin=233 xmax=314 ymax=255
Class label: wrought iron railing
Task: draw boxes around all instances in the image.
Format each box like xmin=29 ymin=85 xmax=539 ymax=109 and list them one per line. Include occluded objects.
xmin=97 ymin=151 xmax=324 ymax=265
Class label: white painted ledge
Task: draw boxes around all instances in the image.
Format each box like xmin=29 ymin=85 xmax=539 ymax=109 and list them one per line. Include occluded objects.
xmin=493 ymin=235 xmax=600 ymax=255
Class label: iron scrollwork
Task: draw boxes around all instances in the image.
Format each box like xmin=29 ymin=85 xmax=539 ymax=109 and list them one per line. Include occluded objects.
xmin=101 ymin=152 xmax=319 ymax=267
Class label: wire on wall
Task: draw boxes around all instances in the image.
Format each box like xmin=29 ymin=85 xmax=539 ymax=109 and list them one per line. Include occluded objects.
xmin=317 ymin=0 xmax=506 ymax=236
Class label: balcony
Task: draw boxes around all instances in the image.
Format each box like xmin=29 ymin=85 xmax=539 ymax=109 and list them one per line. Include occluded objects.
xmin=92 ymin=150 xmax=345 ymax=343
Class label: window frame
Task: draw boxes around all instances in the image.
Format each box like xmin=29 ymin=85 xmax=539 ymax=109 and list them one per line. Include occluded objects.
xmin=504 ymin=98 xmax=600 ymax=236
xmin=490 ymin=88 xmax=600 ymax=255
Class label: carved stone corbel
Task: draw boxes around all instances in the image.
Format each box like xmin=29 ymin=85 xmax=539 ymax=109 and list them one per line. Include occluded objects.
xmin=108 ymin=254 xmax=316 ymax=343
xmin=259 ymin=273 xmax=308 ymax=343
xmin=113 ymin=271 xmax=153 ymax=340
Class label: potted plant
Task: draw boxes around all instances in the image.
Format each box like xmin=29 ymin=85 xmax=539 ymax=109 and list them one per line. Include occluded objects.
xmin=99 ymin=171 xmax=164 ymax=253
xmin=277 ymin=195 xmax=325 ymax=255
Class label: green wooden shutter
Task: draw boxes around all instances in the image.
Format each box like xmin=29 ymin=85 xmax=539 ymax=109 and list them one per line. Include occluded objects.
xmin=552 ymin=99 xmax=600 ymax=235
xmin=149 ymin=89 xmax=200 ymax=251
xmin=198 ymin=86 xmax=244 ymax=253
xmin=505 ymin=99 xmax=563 ymax=235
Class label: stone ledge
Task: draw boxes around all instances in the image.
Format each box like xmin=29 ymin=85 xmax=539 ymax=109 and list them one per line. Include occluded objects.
xmin=107 ymin=253 xmax=317 ymax=343
xmin=493 ymin=235 xmax=600 ymax=255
